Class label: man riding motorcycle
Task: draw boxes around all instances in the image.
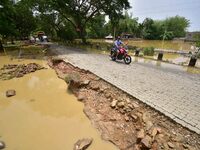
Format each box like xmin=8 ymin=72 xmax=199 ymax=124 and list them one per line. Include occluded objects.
xmin=113 ymin=36 xmax=124 ymax=58
xmin=110 ymin=36 xmax=131 ymax=64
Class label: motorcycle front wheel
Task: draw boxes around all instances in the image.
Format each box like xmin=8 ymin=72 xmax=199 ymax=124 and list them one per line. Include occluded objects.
xmin=124 ymin=55 xmax=132 ymax=64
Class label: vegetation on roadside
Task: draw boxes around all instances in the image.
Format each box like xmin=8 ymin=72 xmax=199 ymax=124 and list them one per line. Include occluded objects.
xmin=64 ymin=73 xmax=81 ymax=84
xmin=143 ymin=47 xmax=155 ymax=56
xmin=194 ymin=34 xmax=200 ymax=48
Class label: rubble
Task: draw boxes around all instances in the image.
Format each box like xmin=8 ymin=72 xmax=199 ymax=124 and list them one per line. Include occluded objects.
xmin=49 ymin=59 xmax=200 ymax=150
xmin=6 ymin=90 xmax=16 ymax=97
xmin=0 ymin=141 xmax=5 ymax=149
xmin=73 ymin=138 xmax=93 ymax=150
xmin=167 ymin=142 xmax=175 ymax=149
xmin=0 ymin=63 xmax=45 ymax=80
xmin=141 ymin=135 xmax=152 ymax=149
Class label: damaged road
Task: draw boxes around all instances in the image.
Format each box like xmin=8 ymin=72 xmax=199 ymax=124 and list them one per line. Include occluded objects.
xmin=48 ymin=58 xmax=200 ymax=150
xmin=50 ymin=44 xmax=200 ymax=134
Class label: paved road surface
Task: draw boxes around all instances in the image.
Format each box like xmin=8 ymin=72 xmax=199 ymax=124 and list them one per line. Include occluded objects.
xmin=51 ymin=44 xmax=200 ymax=134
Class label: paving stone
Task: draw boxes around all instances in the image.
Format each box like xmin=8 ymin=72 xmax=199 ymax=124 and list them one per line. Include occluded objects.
xmin=53 ymin=45 xmax=200 ymax=134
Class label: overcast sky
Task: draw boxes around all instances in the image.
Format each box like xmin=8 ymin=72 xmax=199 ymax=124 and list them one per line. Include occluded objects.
xmin=129 ymin=0 xmax=200 ymax=32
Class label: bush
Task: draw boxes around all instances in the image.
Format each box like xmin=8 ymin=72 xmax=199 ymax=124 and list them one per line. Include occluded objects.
xmin=143 ymin=47 xmax=155 ymax=56
xmin=64 ymin=73 xmax=80 ymax=84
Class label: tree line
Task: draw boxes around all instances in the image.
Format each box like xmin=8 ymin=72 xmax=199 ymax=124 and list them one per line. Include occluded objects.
xmin=0 ymin=0 xmax=190 ymax=50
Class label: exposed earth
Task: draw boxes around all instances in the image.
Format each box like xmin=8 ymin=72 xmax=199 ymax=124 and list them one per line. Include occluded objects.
xmin=48 ymin=57 xmax=200 ymax=150
xmin=1 ymin=43 xmax=200 ymax=150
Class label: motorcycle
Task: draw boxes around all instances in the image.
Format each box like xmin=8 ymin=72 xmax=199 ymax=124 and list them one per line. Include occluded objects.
xmin=110 ymin=46 xmax=132 ymax=64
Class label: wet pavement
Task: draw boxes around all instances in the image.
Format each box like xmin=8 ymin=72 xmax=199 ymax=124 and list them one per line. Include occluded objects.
xmin=52 ymin=44 xmax=200 ymax=134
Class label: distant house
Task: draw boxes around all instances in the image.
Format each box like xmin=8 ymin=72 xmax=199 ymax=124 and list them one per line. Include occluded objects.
xmin=121 ymin=33 xmax=134 ymax=39
xmin=185 ymin=32 xmax=200 ymax=41
xmin=105 ymin=34 xmax=113 ymax=39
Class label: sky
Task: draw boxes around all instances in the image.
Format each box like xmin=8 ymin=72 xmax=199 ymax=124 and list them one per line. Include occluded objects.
xmin=129 ymin=0 xmax=200 ymax=31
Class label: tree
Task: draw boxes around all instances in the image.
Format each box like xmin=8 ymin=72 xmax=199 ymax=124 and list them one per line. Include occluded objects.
xmin=35 ymin=13 xmax=58 ymax=39
xmin=194 ymin=34 xmax=200 ymax=49
xmin=30 ymin=0 xmax=130 ymax=43
xmin=14 ymin=0 xmax=37 ymax=39
xmin=118 ymin=12 xmax=139 ymax=37
xmin=142 ymin=18 xmax=156 ymax=39
xmin=141 ymin=16 xmax=190 ymax=40
xmin=87 ymin=14 xmax=106 ymax=38
xmin=0 ymin=0 xmax=37 ymax=48
xmin=164 ymin=15 xmax=190 ymax=37
xmin=0 ymin=0 xmax=16 ymax=49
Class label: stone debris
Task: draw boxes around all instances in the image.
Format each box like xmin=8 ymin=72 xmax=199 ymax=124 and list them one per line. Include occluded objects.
xmin=117 ymin=101 xmax=125 ymax=108
xmin=77 ymin=94 xmax=85 ymax=101
xmin=142 ymin=112 xmax=151 ymax=123
xmin=82 ymin=80 xmax=90 ymax=85
xmin=50 ymin=59 xmax=200 ymax=150
xmin=0 ymin=141 xmax=5 ymax=149
xmin=151 ymin=127 xmax=158 ymax=138
xmin=183 ymin=143 xmax=189 ymax=149
xmin=141 ymin=135 xmax=152 ymax=149
xmin=130 ymin=113 xmax=138 ymax=120
xmin=111 ymin=100 xmax=118 ymax=108
xmin=137 ymin=129 xmax=145 ymax=140
xmin=145 ymin=121 xmax=153 ymax=131
xmin=124 ymin=116 xmax=130 ymax=122
xmin=6 ymin=90 xmax=16 ymax=97
xmin=73 ymin=138 xmax=93 ymax=150
xmin=0 ymin=63 xmax=45 ymax=80
xmin=167 ymin=142 xmax=175 ymax=149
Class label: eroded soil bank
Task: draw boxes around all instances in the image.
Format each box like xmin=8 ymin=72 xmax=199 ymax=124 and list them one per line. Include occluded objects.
xmin=49 ymin=58 xmax=200 ymax=150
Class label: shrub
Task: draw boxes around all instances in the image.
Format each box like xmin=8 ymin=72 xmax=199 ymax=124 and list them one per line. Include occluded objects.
xmin=143 ymin=47 xmax=155 ymax=56
xmin=64 ymin=73 xmax=80 ymax=84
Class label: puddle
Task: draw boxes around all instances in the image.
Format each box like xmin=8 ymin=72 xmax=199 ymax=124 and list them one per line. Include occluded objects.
xmin=0 ymin=55 xmax=117 ymax=150
xmin=132 ymin=56 xmax=200 ymax=74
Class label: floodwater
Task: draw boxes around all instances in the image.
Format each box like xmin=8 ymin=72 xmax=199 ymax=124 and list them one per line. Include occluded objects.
xmin=142 ymin=53 xmax=200 ymax=68
xmin=132 ymin=56 xmax=200 ymax=74
xmin=0 ymin=55 xmax=117 ymax=150
xmin=89 ymin=39 xmax=194 ymax=51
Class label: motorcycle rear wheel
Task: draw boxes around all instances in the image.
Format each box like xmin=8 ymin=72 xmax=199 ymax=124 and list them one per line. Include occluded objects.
xmin=110 ymin=51 xmax=116 ymax=61
xmin=124 ymin=55 xmax=132 ymax=64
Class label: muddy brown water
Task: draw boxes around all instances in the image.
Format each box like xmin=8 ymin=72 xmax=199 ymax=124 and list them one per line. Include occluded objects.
xmin=0 ymin=55 xmax=117 ymax=150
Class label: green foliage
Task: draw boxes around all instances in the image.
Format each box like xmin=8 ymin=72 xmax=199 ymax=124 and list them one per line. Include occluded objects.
xmin=87 ymin=14 xmax=106 ymax=38
xmin=0 ymin=0 xmax=16 ymax=38
xmin=142 ymin=18 xmax=156 ymax=39
xmin=64 ymin=73 xmax=80 ymax=84
xmin=0 ymin=0 xmax=37 ymax=40
xmin=30 ymin=0 xmax=130 ymax=43
xmin=160 ymin=31 xmax=174 ymax=40
xmin=164 ymin=16 xmax=189 ymax=37
xmin=141 ymin=16 xmax=189 ymax=40
xmin=57 ymin=25 xmax=77 ymax=41
xmin=14 ymin=0 xmax=37 ymax=38
xmin=143 ymin=47 xmax=155 ymax=56
xmin=0 ymin=0 xmax=190 ymax=44
xmin=118 ymin=12 xmax=139 ymax=36
xmin=35 ymin=13 xmax=57 ymax=39
xmin=194 ymin=34 xmax=200 ymax=48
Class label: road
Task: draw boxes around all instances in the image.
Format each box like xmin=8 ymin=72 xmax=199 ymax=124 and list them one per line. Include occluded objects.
xmin=51 ymin=44 xmax=200 ymax=134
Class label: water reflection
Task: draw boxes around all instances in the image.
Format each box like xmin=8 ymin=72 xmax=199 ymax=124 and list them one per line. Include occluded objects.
xmin=133 ymin=56 xmax=200 ymax=74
